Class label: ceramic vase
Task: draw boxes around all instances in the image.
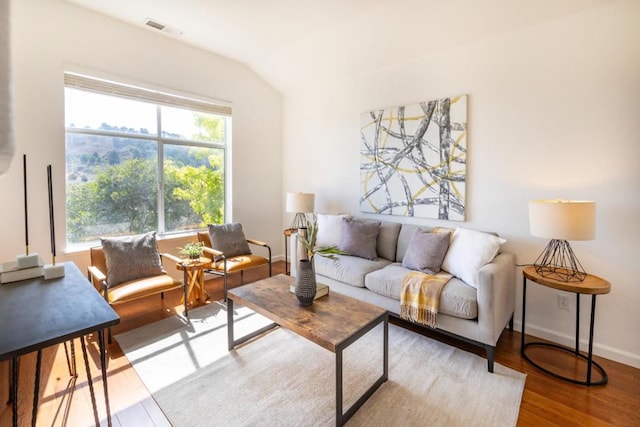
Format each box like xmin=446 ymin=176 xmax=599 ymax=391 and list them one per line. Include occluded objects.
xmin=295 ymin=259 xmax=316 ymax=306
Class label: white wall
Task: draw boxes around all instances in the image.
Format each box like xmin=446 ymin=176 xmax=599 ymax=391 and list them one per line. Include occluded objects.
xmin=0 ymin=0 xmax=283 ymax=273
xmin=283 ymin=0 xmax=640 ymax=367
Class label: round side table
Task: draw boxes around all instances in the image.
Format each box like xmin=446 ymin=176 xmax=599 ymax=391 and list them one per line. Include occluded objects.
xmin=521 ymin=266 xmax=611 ymax=386
xmin=176 ymin=257 xmax=212 ymax=305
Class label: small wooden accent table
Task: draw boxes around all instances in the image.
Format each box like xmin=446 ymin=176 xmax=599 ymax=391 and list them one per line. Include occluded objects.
xmin=176 ymin=257 xmax=212 ymax=304
xmin=283 ymin=228 xmax=297 ymax=275
xmin=227 ymin=274 xmax=388 ymax=426
xmin=521 ymin=266 xmax=611 ymax=386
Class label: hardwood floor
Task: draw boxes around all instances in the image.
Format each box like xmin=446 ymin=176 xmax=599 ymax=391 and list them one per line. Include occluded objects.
xmin=1 ymin=261 xmax=638 ymax=426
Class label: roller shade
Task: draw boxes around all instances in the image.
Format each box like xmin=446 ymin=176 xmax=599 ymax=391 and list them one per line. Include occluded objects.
xmin=64 ymin=72 xmax=231 ymax=117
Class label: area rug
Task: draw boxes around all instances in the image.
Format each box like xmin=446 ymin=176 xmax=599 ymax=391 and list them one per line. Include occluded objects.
xmin=116 ymin=303 xmax=526 ymax=426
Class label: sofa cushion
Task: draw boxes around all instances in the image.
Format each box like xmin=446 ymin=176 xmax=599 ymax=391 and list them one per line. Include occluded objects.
xmin=314 ymin=253 xmax=390 ymax=288
xmin=376 ymin=221 xmax=402 ymax=261
xmin=340 ymin=218 xmax=381 ymax=260
xmin=316 ymin=213 xmax=351 ymax=247
xmin=441 ymin=227 xmax=506 ymax=288
xmin=396 ymin=224 xmax=425 ymax=261
xmin=100 ymin=232 xmax=165 ymax=287
xmin=365 ymin=263 xmax=478 ymax=319
xmin=402 ymin=229 xmax=450 ymax=274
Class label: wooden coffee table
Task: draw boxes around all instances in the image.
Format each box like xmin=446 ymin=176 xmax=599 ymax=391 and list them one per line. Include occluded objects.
xmin=227 ymin=274 xmax=388 ymax=426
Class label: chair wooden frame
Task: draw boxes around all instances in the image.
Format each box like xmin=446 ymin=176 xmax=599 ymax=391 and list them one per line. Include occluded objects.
xmin=197 ymin=231 xmax=272 ymax=300
xmin=87 ymin=246 xmax=188 ymax=342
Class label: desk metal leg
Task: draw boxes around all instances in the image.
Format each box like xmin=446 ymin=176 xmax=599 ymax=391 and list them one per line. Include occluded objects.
xmin=81 ymin=336 xmax=100 ymax=426
xmin=98 ymin=329 xmax=113 ymax=427
xmin=32 ymin=350 xmax=42 ymax=426
xmin=11 ymin=357 xmax=18 ymax=427
xmin=63 ymin=339 xmax=77 ymax=377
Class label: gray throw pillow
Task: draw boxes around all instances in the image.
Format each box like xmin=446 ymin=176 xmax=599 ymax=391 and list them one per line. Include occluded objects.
xmin=402 ymin=229 xmax=451 ymax=274
xmin=100 ymin=232 xmax=165 ymax=287
xmin=207 ymin=223 xmax=251 ymax=259
xmin=339 ymin=218 xmax=381 ymax=260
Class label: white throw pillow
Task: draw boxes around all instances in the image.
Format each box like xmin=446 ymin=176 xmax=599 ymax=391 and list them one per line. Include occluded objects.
xmin=316 ymin=213 xmax=351 ymax=247
xmin=441 ymin=227 xmax=506 ymax=288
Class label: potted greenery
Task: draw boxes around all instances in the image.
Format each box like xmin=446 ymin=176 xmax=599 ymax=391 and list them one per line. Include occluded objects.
xmin=295 ymin=214 xmax=346 ymax=306
xmin=178 ymin=241 xmax=205 ymax=261
xmin=297 ymin=213 xmax=346 ymax=262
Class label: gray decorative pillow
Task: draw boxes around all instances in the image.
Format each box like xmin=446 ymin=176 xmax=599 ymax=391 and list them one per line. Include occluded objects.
xmin=100 ymin=232 xmax=165 ymax=287
xmin=402 ymin=230 xmax=451 ymax=274
xmin=339 ymin=218 xmax=381 ymax=260
xmin=207 ymin=223 xmax=251 ymax=259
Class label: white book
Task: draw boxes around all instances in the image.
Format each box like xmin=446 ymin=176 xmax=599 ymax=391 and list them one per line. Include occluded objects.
xmin=0 ymin=261 xmax=44 ymax=284
xmin=289 ymin=282 xmax=329 ymax=300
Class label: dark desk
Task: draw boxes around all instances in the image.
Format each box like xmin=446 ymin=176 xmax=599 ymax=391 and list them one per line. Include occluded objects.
xmin=0 ymin=261 xmax=120 ymax=426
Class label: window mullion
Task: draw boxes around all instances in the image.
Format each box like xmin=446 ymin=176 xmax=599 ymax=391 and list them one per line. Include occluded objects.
xmin=157 ymin=106 xmax=165 ymax=234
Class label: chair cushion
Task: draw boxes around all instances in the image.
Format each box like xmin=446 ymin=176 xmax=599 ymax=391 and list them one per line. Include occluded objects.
xmin=208 ymin=254 xmax=269 ymax=273
xmin=105 ymin=274 xmax=181 ymax=304
xmin=100 ymin=232 xmax=165 ymax=287
xmin=339 ymin=218 xmax=381 ymax=260
xmin=207 ymin=223 xmax=252 ymax=259
xmin=402 ymin=229 xmax=451 ymax=274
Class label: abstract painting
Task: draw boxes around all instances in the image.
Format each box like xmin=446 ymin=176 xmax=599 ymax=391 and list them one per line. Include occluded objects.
xmin=360 ymin=95 xmax=467 ymax=221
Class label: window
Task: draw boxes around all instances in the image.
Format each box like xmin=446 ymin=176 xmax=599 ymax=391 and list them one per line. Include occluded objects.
xmin=64 ymin=73 xmax=230 ymax=247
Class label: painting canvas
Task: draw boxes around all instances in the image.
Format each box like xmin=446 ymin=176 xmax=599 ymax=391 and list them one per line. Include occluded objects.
xmin=360 ymin=95 xmax=467 ymax=221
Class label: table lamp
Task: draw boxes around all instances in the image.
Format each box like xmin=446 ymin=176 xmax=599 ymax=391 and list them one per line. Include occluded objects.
xmin=286 ymin=192 xmax=315 ymax=229
xmin=528 ymin=200 xmax=595 ymax=282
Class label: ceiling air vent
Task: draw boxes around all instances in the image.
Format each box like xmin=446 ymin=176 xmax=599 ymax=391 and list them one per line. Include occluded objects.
xmin=143 ymin=18 xmax=183 ymax=35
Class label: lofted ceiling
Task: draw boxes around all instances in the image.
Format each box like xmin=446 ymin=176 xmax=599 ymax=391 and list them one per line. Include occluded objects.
xmin=64 ymin=0 xmax=614 ymax=95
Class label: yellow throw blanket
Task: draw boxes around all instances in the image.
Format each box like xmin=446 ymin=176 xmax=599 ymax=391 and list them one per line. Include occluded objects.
xmin=400 ymin=271 xmax=452 ymax=328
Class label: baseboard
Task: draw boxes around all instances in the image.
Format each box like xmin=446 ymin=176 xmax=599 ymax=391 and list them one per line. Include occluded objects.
xmin=513 ymin=321 xmax=640 ymax=369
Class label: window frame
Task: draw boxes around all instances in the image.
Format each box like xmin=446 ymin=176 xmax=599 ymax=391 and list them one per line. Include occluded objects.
xmin=63 ymin=72 xmax=231 ymax=249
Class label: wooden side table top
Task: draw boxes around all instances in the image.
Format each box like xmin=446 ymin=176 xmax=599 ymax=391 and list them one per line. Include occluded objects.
xmin=228 ymin=274 xmax=387 ymax=353
xmin=175 ymin=257 xmax=212 ymax=271
xmin=283 ymin=228 xmax=297 ymax=237
xmin=523 ymin=266 xmax=611 ymax=295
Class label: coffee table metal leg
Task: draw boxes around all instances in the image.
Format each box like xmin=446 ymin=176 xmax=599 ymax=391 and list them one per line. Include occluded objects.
xmin=336 ymin=313 xmax=389 ymax=426
xmin=227 ymin=298 xmax=234 ymax=350
xmin=336 ymin=348 xmax=344 ymax=426
xmin=227 ymin=297 xmax=278 ymax=351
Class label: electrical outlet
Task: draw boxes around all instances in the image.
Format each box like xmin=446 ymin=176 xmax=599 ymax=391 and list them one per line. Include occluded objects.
xmin=558 ymin=294 xmax=570 ymax=311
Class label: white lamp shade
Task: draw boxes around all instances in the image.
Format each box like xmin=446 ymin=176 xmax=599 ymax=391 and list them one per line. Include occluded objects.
xmin=0 ymin=0 xmax=14 ymax=176
xmin=529 ymin=200 xmax=596 ymax=241
xmin=286 ymin=192 xmax=315 ymax=213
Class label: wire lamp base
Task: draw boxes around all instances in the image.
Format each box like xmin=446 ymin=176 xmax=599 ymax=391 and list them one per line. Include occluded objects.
xmin=289 ymin=213 xmax=308 ymax=230
xmin=534 ymin=239 xmax=587 ymax=282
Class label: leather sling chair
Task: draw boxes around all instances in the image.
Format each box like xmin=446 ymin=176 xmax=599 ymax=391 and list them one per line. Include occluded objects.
xmin=88 ymin=245 xmax=187 ymax=342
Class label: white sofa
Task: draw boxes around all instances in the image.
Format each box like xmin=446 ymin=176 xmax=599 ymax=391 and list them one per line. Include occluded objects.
xmin=290 ymin=215 xmax=516 ymax=372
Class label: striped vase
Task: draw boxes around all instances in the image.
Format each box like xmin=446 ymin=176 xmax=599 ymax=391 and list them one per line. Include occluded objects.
xmin=294 ymin=259 xmax=316 ymax=306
